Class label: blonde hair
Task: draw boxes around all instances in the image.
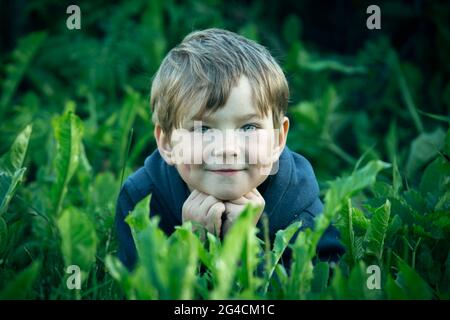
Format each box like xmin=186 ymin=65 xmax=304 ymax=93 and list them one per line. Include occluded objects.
xmin=150 ymin=28 xmax=289 ymax=140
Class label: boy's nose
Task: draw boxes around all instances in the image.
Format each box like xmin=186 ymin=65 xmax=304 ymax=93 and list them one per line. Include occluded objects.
xmin=212 ymin=131 xmax=241 ymax=160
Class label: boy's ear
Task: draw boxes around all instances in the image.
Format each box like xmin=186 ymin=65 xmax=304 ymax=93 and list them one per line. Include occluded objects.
xmin=272 ymin=116 xmax=289 ymax=160
xmin=154 ymin=124 xmax=174 ymax=165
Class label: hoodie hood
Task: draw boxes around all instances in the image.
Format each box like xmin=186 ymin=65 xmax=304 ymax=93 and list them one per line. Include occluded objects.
xmin=142 ymin=145 xmax=321 ymax=236
xmin=117 ymin=145 xmax=344 ymax=269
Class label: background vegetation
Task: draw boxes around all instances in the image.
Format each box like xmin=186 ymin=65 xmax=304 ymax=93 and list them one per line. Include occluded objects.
xmin=0 ymin=0 xmax=448 ymax=299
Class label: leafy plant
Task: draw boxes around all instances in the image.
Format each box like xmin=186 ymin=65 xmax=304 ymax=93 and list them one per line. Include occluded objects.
xmin=0 ymin=0 xmax=448 ymax=300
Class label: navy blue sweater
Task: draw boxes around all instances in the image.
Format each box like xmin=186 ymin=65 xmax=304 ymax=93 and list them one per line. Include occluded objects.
xmin=115 ymin=146 xmax=344 ymax=269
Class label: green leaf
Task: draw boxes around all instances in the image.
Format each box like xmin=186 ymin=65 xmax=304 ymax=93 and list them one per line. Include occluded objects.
xmin=287 ymin=229 xmax=315 ymax=299
xmin=385 ymin=121 xmax=398 ymax=164
xmin=0 ymin=168 xmax=26 ymax=216
xmin=430 ymin=210 xmax=450 ymax=234
xmin=262 ymin=220 xmax=302 ymax=294
xmin=445 ymin=128 xmax=450 ymax=156
xmin=238 ymin=220 xmax=263 ymax=294
xmin=125 ymin=194 xmax=153 ymax=232
xmin=393 ymin=256 xmax=434 ymax=299
xmin=442 ymin=251 xmax=450 ymax=296
xmin=51 ymin=107 xmax=84 ymax=217
xmin=167 ymin=226 xmax=199 ymax=299
xmin=0 ymin=217 xmax=7 ymax=255
xmin=0 ymin=125 xmax=32 ymax=216
xmin=354 ymin=236 xmax=364 ymax=261
xmin=123 ymin=212 xmax=200 ymax=299
xmin=0 ymin=261 xmax=41 ymax=299
xmin=299 ymin=55 xmax=366 ymax=75
xmin=420 ymin=155 xmax=450 ymax=202
xmin=406 ymin=128 xmax=446 ymax=178
xmin=330 ymin=262 xmax=383 ymax=299
xmin=336 ymin=199 xmax=357 ymax=267
xmin=0 ymin=32 xmax=46 ymax=111
xmin=274 ymin=263 xmax=288 ymax=290
xmin=330 ymin=267 xmax=351 ymax=299
xmin=286 ymin=160 xmax=389 ymax=299
xmin=435 ymin=190 xmax=450 ymax=212
xmin=206 ymin=231 xmax=220 ymax=249
xmin=311 ymin=262 xmax=329 ymax=295
xmin=385 ymin=274 xmax=408 ymax=299
xmin=210 ymin=204 xmax=261 ymax=299
xmin=130 ymin=266 xmax=157 ymax=299
xmin=117 ymin=87 xmax=142 ymax=171
xmin=364 ymin=200 xmax=391 ymax=262
xmin=404 ymin=189 xmax=429 ymax=214
xmin=88 ymin=172 xmax=119 ymax=235
xmin=57 ymin=207 xmax=98 ymax=283
xmin=352 ymin=207 xmax=370 ymax=231
xmin=126 ymin=195 xmax=169 ymax=299
xmin=310 ymin=160 xmax=390 ymax=255
xmin=386 ymin=215 xmax=402 ymax=242
xmin=348 ymin=261 xmax=383 ymax=299
xmin=389 ymin=49 xmax=424 ymax=134
xmin=325 ymin=160 xmax=391 ymax=217
xmin=0 ymin=125 xmax=32 ymax=175
xmin=392 ymin=159 xmax=402 ymax=197
xmin=389 ymin=197 xmax=418 ymax=227
xmin=417 ymin=109 xmax=450 ymax=122
xmin=105 ymin=255 xmax=134 ymax=299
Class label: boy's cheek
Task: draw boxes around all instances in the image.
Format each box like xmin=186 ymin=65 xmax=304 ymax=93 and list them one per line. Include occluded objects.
xmin=248 ymin=131 xmax=277 ymax=166
xmin=170 ymin=130 xmax=203 ymax=165
xmin=170 ymin=130 xmax=278 ymax=167
xmin=178 ymin=164 xmax=192 ymax=176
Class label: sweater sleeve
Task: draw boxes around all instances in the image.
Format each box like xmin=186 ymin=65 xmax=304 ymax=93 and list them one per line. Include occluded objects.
xmin=302 ymin=197 xmax=346 ymax=262
xmin=115 ymin=167 xmax=154 ymax=270
xmin=281 ymin=197 xmax=345 ymax=267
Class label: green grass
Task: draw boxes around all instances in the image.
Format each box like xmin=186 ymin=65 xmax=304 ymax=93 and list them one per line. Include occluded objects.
xmin=0 ymin=116 xmax=448 ymax=299
xmin=0 ymin=0 xmax=449 ymax=300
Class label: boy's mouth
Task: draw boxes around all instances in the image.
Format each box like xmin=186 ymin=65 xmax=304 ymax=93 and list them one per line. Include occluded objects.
xmin=206 ymin=168 xmax=245 ymax=176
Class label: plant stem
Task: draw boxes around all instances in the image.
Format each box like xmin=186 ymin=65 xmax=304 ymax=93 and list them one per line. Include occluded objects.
xmin=390 ymin=50 xmax=424 ymax=134
xmin=327 ymin=142 xmax=356 ymax=166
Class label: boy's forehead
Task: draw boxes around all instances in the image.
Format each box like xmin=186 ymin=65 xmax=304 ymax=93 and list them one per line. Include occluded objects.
xmin=181 ymin=99 xmax=264 ymax=124
xmin=176 ymin=76 xmax=274 ymax=127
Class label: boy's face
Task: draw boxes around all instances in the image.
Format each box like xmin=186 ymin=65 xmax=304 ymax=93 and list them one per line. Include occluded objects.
xmin=155 ymin=76 xmax=289 ymax=200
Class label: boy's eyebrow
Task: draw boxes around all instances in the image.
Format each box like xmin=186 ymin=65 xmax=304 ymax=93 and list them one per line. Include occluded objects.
xmin=235 ymin=112 xmax=262 ymax=121
xmin=191 ymin=112 xmax=261 ymax=122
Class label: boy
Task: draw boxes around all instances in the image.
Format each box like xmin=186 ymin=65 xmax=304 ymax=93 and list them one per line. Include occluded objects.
xmin=116 ymin=28 xmax=344 ymax=270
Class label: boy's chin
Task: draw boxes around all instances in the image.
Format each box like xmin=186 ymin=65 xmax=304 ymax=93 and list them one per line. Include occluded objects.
xmin=204 ymin=189 xmax=247 ymax=201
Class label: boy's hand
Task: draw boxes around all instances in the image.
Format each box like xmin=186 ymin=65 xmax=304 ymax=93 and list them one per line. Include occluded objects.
xmin=222 ymin=188 xmax=265 ymax=236
xmin=182 ymin=189 xmax=226 ymax=240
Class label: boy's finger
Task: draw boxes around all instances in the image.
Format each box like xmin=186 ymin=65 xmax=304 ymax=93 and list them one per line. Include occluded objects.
xmin=183 ymin=191 xmax=208 ymax=222
xmin=190 ymin=191 xmax=209 ymax=211
xmin=224 ymin=202 xmax=241 ymax=216
xmin=244 ymin=189 xmax=259 ymax=199
xmin=252 ymin=188 xmax=263 ymax=198
xmin=183 ymin=190 xmax=196 ymax=216
xmin=245 ymin=189 xmax=264 ymax=205
xmin=199 ymin=195 xmax=220 ymax=215
xmin=227 ymin=196 xmax=247 ymax=205
xmin=183 ymin=190 xmax=201 ymax=214
xmin=186 ymin=189 xmax=200 ymax=202
xmin=206 ymin=202 xmax=225 ymax=235
xmin=192 ymin=189 xmax=207 ymax=203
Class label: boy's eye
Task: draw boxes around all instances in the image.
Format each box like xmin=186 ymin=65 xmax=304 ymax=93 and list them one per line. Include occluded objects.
xmin=240 ymin=124 xmax=258 ymax=132
xmin=192 ymin=125 xmax=210 ymax=133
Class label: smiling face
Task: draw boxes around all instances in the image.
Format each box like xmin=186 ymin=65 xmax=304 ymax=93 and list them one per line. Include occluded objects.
xmin=155 ymin=76 xmax=289 ymax=200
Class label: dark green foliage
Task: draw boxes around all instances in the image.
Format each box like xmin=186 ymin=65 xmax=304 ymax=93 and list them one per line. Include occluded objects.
xmin=0 ymin=0 xmax=448 ymax=299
